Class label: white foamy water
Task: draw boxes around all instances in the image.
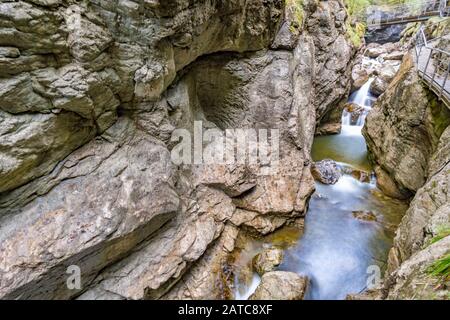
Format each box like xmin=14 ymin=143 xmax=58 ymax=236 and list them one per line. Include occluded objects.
xmin=235 ymin=274 xmax=261 ymax=300
xmin=350 ymin=78 xmax=375 ymax=107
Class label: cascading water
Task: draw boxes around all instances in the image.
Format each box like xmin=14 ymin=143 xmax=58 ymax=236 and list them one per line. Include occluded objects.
xmin=342 ymin=78 xmax=376 ymax=130
xmin=233 ymin=79 xmax=407 ymax=300
xmin=349 ymin=78 xmax=376 ymax=107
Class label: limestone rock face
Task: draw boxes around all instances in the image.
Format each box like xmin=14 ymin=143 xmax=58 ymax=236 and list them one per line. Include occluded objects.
xmin=0 ymin=0 xmax=283 ymax=195
xmin=0 ymin=0 xmax=356 ymax=300
xmin=387 ymin=126 xmax=450 ymax=271
xmin=0 ymin=118 xmax=181 ymax=299
xmin=0 ymin=0 xmax=284 ymax=300
xmin=387 ymin=237 xmax=450 ymax=300
xmin=307 ymin=0 xmax=356 ymax=132
xmin=249 ymin=271 xmax=309 ymax=300
xmin=377 ymin=63 xmax=450 ymax=299
xmin=363 ymin=52 xmax=450 ymax=199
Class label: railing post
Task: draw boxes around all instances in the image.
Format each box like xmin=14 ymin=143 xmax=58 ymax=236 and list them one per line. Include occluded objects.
xmin=439 ymin=62 xmax=449 ymax=99
xmin=431 ymin=52 xmax=439 ymax=85
xmin=424 ymin=48 xmax=433 ymax=80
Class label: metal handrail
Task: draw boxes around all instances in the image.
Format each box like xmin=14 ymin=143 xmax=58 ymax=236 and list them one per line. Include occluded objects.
xmin=414 ymin=25 xmax=450 ymax=103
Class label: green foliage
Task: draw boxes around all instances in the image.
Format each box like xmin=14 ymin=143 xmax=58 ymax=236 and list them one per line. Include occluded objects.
xmin=344 ymin=0 xmax=427 ymax=19
xmin=428 ymin=226 xmax=450 ymax=246
xmin=345 ymin=0 xmax=372 ymax=17
xmin=428 ymin=90 xmax=450 ymax=139
xmin=346 ymin=21 xmax=366 ymax=47
xmin=427 ymin=254 xmax=450 ymax=280
xmin=285 ymin=0 xmax=304 ymax=33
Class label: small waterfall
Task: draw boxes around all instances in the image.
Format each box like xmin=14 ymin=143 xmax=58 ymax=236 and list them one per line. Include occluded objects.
xmin=276 ymin=75 xmax=408 ymax=300
xmin=349 ymin=78 xmax=375 ymax=107
xmin=235 ymin=274 xmax=261 ymax=300
xmin=342 ymin=78 xmax=375 ymax=135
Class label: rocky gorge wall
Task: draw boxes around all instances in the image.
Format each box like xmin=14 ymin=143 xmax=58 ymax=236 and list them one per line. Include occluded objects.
xmin=363 ymin=49 xmax=450 ymax=299
xmin=0 ymin=0 xmax=356 ymax=299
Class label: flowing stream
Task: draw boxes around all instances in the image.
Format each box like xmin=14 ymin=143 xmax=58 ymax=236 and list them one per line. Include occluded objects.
xmin=234 ymin=78 xmax=408 ymax=300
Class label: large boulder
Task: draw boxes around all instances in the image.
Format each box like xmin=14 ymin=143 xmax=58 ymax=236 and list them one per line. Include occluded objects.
xmin=370 ymin=65 xmax=398 ymax=96
xmin=311 ymin=159 xmax=341 ymax=185
xmin=249 ymin=271 xmax=308 ymax=300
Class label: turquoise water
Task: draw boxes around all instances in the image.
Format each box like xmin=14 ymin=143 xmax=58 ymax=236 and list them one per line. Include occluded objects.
xmin=234 ymin=79 xmax=407 ymax=300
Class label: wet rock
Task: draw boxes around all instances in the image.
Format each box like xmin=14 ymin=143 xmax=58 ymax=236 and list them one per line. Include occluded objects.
xmin=344 ymin=102 xmax=361 ymax=113
xmin=352 ymin=210 xmax=377 ymax=222
xmin=311 ymin=159 xmax=341 ymax=185
xmin=235 ymin=261 xmax=255 ymax=296
xmin=365 ymin=44 xmax=386 ymax=58
xmin=343 ymin=102 xmax=365 ymax=125
xmin=374 ymin=166 xmax=411 ymax=200
xmin=315 ymin=123 xmax=342 ymax=136
xmin=249 ymin=271 xmax=308 ymax=300
xmin=351 ymin=169 xmax=371 ymax=183
xmin=252 ymin=248 xmax=284 ymax=276
xmin=383 ymin=51 xmax=404 ymax=61
xmin=161 ymin=224 xmax=241 ymax=300
xmin=351 ymin=63 xmax=370 ymax=91
xmin=370 ymin=65 xmax=398 ymax=95
xmin=315 ymin=100 xmax=346 ymax=136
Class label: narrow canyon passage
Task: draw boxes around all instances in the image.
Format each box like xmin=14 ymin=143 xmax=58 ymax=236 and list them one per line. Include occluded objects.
xmin=0 ymin=0 xmax=448 ymax=301
xmin=234 ymin=77 xmax=408 ymax=300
